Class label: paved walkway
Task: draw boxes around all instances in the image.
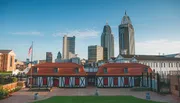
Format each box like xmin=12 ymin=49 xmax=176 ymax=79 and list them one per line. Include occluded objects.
xmin=0 ymin=87 xmax=180 ymax=103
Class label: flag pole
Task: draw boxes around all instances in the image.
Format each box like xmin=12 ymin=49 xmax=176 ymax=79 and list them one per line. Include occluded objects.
xmin=30 ymin=41 xmax=33 ymax=89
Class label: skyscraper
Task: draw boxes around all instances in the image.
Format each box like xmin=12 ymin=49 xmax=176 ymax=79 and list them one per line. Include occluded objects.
xmin=46 ymin=52 xmax=52 ymax=62
xmin=101 ymin=22 xmax=114 ymax=60
xmin=119 ymin=11 xmax=135 ymax=55
xmin=62 ymin=35 xmax=75 ymax=59
xmin=88 ymin=45 xmax=103 ymax=62
xmin=56 ymin=51 xmax=62 ymax=59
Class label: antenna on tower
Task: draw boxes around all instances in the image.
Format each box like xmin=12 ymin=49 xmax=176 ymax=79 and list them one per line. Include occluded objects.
xmin=106 ymin=20 xmax=108 ymax=25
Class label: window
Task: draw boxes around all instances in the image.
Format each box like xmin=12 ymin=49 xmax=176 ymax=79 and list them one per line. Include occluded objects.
xmin=124 ymin=68 xmax=128 ymax=73
xmin=54 ymin=68 xmax=58 ymax=73
xmin=103 ymin=68 xmax=107 ymax=73
xmin=156 ymin=63 xmax=158 ymax=67
xmin=34 ymin=68 xmax=38 ymax=73
xmin=10 ymin=56 xmax=13 ymax=67
xmin=169 ymin=63 xmax=171 ymax=67
xmin=163 ymin=63 xmax=165 ymax=67
xmin=144 ymin=68 xmax=148 ymax=73
xmin=175 ymin=85 xmax=179 ymax=91
xmin=160 ymin=63 xmax=162 ymax=68
xmin=75 ymin=68 xmax=79 ymax=73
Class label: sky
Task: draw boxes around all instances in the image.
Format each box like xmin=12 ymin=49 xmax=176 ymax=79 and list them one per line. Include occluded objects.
xmin=0 ymin=0 xmax=180 ymax=61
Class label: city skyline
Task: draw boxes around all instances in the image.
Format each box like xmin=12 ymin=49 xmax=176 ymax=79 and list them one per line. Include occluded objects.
xmin=1 ymin=0 xmax=180 ymax=61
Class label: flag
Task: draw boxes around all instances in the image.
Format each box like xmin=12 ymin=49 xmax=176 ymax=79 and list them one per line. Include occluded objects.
xmin=28 ymin=45 xmax=32 ymax=57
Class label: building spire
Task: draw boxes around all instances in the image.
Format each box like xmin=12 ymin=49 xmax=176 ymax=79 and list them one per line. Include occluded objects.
xmin=106 ymin=20 xmax=108 ymax=25
xmin=125 ymin=10 xmax=127 ymax=15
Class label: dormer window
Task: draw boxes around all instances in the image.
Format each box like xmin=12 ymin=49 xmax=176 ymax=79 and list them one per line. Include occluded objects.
xmin=144 ymin=68 xmax=148 ymax=73
xmin=124 ymin=68 xmax=128 ymax=73
xmin=75 ymin=67 xmax=79 ymax=73
xmin=34 ymin=68 xmax=38 ymax=73
xmin=103 ymin=68 xmax=107 ymax=73
xmin=54 ymin=68 xmax=58 ymax=73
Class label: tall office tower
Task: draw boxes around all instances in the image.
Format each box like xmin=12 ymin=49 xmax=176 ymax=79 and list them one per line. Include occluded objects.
xmin=119 ymin=11 xmax=135 ymax=55
xmin=56 ymin=51 xmax=62 ymax=59
xmin=46 ymin=52 xmax=52 ymax=62
xmin=101 ymin=22 xmax=114 ymax=60
xmin=88 ymin=45 xmax=103 ymax=62
xmin=62 ymin=35 xmax=75 ymax=59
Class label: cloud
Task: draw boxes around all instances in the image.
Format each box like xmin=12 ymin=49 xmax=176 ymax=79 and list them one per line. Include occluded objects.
xmin=10 ymin=31 xmax=43 ymax=36
xmin=52 ymin=29 xmax=100 ymax=38
xmin=135 ymin=39 xmax=180 ymax=55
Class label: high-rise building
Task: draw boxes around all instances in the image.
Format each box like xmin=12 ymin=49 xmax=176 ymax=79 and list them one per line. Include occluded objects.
xmin=62 ymin=35 xmax=75 ymax=59
xmin=101 ymin=22 xmax=114 ymax=60
xmin=119 ymin=11 xmax=135 ymax=55
xmin=88 ymin=45 xmax=103 ymax=62
xmin=55 ymin=51 xmax=62 ymax=63
xmin=56 ymin=51 xmax=62 ymax=59
xmin=0 ymin=50 xmax=16 ymax=71
xmin=46 ymin=52 xmax=52 ymax=62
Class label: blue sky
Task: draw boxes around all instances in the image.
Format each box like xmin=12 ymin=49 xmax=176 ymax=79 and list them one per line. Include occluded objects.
xmin=0 ymin=0 xmax=180 ymax=61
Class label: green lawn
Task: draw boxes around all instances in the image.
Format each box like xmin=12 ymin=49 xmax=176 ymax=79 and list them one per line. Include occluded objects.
xmin=33 ymin=96 xmax=165 ymax=103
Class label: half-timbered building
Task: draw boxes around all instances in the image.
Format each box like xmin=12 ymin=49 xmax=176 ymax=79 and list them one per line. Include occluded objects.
xmin=96 ymin=63 xmax=153 ymax=88
xmin=27 ymin=63 xmax=87 ymax=88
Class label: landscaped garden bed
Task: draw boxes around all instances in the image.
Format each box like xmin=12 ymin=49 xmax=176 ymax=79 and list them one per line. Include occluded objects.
xmin=0 ymin=86 xmax=22 ymax=100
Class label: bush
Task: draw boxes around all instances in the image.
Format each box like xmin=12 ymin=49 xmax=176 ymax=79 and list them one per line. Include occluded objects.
xmin=11 ymin=77 xmax=17 ymax=83
xmin=14 ymin=87 xmax=21 ymax=92
xmin=0 ymin=88 xmax=9 ymax=99
xmin=0 ymin=76 xmax=5 ymax=84
xmin=6 ymin=86 xmax=22 ymax=95
xmin=0 ymin=71 xmax=12 ymax=73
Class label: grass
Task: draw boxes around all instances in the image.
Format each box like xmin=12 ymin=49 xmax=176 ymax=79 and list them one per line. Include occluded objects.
xmin=33 ymin=96 xmax=166 ymax=103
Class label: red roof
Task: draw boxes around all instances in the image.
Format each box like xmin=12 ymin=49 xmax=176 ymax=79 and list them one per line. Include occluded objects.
xmin=27 ymin=63 xmax=86 ymax=76
xmin=97 ymin=63 xmax=152 ymax=76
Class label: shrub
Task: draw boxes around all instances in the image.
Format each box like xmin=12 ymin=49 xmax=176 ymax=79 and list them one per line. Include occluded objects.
xmin=0 ymin=71 xmax=12 ymax=73
xmin=0 ymin=76 xmax=5 ymax=84
xmin=11 ymin=77 xmax=17 ymax=83
xmin=14 ymin=87 xmax=21 ymax=92
xmin=0 ymin=88 xmax=9 ymax=99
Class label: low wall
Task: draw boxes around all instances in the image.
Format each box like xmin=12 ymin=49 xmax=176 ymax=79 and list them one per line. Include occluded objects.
xmin=17 ymin=81 xmax=26 ymax=88
xmin=1 ymin=82 xmax=18 ymax=91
